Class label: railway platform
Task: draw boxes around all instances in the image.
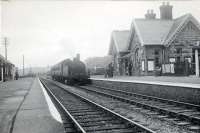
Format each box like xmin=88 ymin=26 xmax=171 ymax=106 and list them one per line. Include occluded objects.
xmin=0 ymin=77 xmax=64 ymax=133
xmin=91 ymin=75 xmax=200 ymax=87
xmin=0 ymin=78 xmax=33 ymax=133
xmin=90 ymin=75 xmax=200 ymax=105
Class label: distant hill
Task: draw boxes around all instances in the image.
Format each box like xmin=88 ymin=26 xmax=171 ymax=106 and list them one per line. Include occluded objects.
xmin=18 ymin=67 xmax=50 ymax=76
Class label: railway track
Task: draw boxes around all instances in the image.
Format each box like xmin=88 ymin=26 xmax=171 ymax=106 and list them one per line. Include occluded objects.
xmin=77 ymin=85 xmax=200 ymax=132
xmin=40 ymin=78 xmax=155 ymax=133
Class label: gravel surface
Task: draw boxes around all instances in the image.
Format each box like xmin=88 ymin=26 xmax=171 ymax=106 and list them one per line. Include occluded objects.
xmin=62 ymin=85 xmax=196 ymax=133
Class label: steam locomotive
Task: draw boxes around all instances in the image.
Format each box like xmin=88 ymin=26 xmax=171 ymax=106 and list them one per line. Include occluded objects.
xmin=51 ymin=54 xmax=90 ymax=85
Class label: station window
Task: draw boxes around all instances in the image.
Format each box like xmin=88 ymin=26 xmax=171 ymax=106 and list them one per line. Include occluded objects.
xmin=155 ymin=57 xmax=159 ymax=67
xmin=177 ymin=56 xmax=181 ymax=63
xmin=135 ymin=48 xmax=139 ymax=63
xmin=176 ymin=48 xmax=182 ymax=63
xmin=154 ymin=50 xmax=159 ymax=56
xmin=176 ymin=48 xmax=182 ymax=55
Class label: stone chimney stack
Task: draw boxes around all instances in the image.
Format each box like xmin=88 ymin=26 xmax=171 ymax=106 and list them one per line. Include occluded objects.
xmin=145 ymin=9 xmax=156 ymax=19
xmin=73 ymin=54 xmax=80 ymax=61
xmin=76 ymin=53 xmax=80 ymax=61
xmin=160 ymin=2 xmax=173 ymax=20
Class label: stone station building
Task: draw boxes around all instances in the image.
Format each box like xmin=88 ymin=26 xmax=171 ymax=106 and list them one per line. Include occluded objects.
xmin=0 ymin=54 xmax=15 ymax=81
xmin=108 ymin=2 xmax=200 ymax=76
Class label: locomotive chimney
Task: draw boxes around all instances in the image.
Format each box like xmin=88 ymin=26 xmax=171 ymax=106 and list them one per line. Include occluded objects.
xmin=159 ymin=2 xmax=173 ymax=20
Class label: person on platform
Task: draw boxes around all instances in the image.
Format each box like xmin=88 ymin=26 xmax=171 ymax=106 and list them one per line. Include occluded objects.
xmin=15 ymin=70 xmax=19 ymax=80
xmin=128 ymin=62 xmax=133 ymax=76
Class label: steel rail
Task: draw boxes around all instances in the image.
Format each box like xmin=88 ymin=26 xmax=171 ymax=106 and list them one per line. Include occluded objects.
xmin=43 ymin=78 xmax=156 ymax=133
xmin=64 ymin=86 xmax=155 ymax=133
xmin=78 ymin=85 xmax=200 ymax=126
xmin=92 ymin=85 xmax=200 ymax=110
xmin=40 ymin=79 xmax=86 ymax=133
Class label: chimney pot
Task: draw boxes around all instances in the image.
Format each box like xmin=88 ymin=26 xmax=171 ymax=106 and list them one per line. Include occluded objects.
xmin=160 ymin=2 xmax=173 ymax=20
xmin=162 ymin=2 xmax=165 ymax=5
xmin=145 ymin=9 xmax=156 ymax=19
xmin=167 ymin=2 xmax=169 ymax=5
xmin=76 ymin=53 xmax=80 ymax=61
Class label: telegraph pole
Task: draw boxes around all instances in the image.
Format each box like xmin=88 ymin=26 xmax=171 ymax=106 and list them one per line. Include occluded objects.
xmin=4 ymin=37 xmax=8 ymax=61
xmin=1 ymin=37 xmax=8 ymax=82
xmin=23 ymin=55 xmax=24 ymax=76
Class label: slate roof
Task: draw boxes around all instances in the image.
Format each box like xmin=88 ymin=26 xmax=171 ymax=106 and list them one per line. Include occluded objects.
xmin=108 ymin=13 xmax=200 ymax=56
xmin=110 ymin=30 xmax=129 ymax=53
xmin=132 ymin=13 xmax=200 ymax=46
xmin=134 ymin=19 xmax=173 ymax=45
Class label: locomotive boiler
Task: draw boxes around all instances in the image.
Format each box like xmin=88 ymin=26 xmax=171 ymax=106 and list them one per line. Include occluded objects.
xmin=51 ymin=54 xmax=90 ymax=85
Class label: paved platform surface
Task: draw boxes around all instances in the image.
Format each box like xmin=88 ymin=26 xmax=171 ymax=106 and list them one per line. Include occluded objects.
xmin=91 ymin=75 xmax=200 ymax=88
xmin=0 ymin=78 xmax=34 ymax=133
xmin=13 ymin=78 xmax=63 ymax=133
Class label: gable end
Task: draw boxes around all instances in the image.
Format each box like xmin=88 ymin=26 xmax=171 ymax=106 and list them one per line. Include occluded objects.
xmin=169 ymin=20 xmax=200 ymax=47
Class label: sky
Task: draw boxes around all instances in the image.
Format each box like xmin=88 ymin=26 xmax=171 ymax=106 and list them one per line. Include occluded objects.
xmin=1 ymin=0 xmax=200 ymax=68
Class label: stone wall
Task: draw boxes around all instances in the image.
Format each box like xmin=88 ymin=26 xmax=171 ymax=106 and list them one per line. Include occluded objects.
xmin=91 ymin=79 xmax=200 ymax=105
